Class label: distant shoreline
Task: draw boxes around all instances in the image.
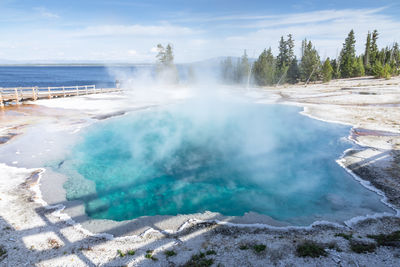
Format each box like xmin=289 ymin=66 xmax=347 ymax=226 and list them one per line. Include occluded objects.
xmin=0 ymin=63 xmax=154 ymax=67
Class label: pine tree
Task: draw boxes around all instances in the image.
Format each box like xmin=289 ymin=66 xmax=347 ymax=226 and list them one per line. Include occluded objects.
xmin=352 ymin=57 xmax=365 ymax=77
xmin=372 ymin=61 xmax=384 ymax=78
xmin=277 ymin=36 xmax=288 ymax=70
xmin=221 ymin=57 xmax=234 ymax=82
xmin=156 ymin=44 xmax=166 ymax=65
xmin=322 ymin=58 xmax=333 ymax=83
xmin=383 ymin=63 xmax=392 ymax=79
xmin=330 ymin=59 xmax=340 ymax=79
xmin=285 ymin=34 xmax=297 ymax=83
xmin=364 ymin=31 xmax=372 ymax=74
xmin=287 ymin=57 xmax=300 ymax=84
xmin=165 ymin=44 xmax=174 ymax=66
xmin=370 ymin=30 xmax=379 ymax=67
xmin=238 ymin=50 xmax=250 ymax=84
xmin=253 ymin=48 xmax=276 ymax=86
xmin=339 ymin=30 xmax=357 ymax=78
xmin=391 ymin=42 xmax=400 ymax=75
xmin=287 ymin=34 xmax=295 ymax=62
xmin=300 ymin=39 xmax=321 ymax=82
xmin=155 ymin=43 xmax=178 ymax=83
xmin=276 ymin=36 xmax=289 ymax=83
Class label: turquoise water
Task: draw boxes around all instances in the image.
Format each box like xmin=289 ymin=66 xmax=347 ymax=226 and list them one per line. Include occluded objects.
xmin=59 ymin=101 xmax=391 ymax=225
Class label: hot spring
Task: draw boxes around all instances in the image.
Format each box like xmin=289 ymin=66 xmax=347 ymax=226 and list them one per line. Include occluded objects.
xmin=56 ymin=99 xmax=392 ymax=225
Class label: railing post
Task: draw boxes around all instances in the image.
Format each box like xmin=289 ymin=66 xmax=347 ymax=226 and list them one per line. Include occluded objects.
xmin=14 ymin=88 xmax=20 ymax=104
xmin=32 ymin=87 xmax=37 ymax=101
xmin=76 ymin=86 xmax=79 ymax=96
xmin=85 ymin=85 xmax=88 ymax=95
xmin=62 ymin=86 xmax=66 ymax=97
xmin=0 ymin=90 xmax=4 ymax=108
xmin=48 ymin=87 xmax=52 ymax=99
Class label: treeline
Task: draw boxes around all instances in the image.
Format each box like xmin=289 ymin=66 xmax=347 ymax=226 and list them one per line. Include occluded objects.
xmin=221 ymin=30 xmax=400 ymax=86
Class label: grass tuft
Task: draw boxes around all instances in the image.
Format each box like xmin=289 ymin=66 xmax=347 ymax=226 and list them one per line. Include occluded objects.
xmin=127 ymin=250 xmax=135 ymax=256
xmin=239 ymin=245 xmax=249 ymax=250
xmin=367 ymin=231 xmax=400 ymax=247
xmin=145 ymin=250 xmax=158 ymax=261
xmin=296 ymin=241 xmax=327 ymax=258
xmin=335 ymin=233 xmax=353 ymax=241
xmin=183 ymin=252 xmax=214 ymax=267
xmin=252 ymin=244 xmax=266 ymax=253
xmin=164 ymin=250 xmax=176 ymax=257
xmin=0 ymin=246 xmax=6 ymax=260
xmin=117 ymin=249 xmax=126 ymax=257
xmin=206 ymin=250 xmax=216 ymax=255
xmin=350 ymin=241 xmax=376 ymax=254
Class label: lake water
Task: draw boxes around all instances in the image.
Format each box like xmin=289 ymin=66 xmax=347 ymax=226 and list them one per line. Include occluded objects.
xmin=56 ymin=100 xmax=392 ymax=225
xmin=0 ymin=66 xmax=139 ymax=88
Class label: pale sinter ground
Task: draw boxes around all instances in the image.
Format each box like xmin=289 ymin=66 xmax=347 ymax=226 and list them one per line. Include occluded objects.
xmin=0 ymin=76 xmax=400 ymax=266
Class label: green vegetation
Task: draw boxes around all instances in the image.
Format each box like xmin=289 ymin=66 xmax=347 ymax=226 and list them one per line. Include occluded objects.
xmin=221 ymin=50 xmax=251 ymax=84
xmin=296 ymin=241 xmax=327 ymax=258
xmin=221 ymin=29 xmax=400 ymax=85
xmin=155 ymin=43 xmax=179 ymax=83
xmin=339 ymin=30 xmax=358 ymax=78
xmin=350 ymin=241 xmax=376 ymax=254
xmin=239 ymin=244 xmax=249 ymax=250
xmin=117 ymin=249 xmax=125 ymax=257
xmin=117 ymin=249 xmax=135 ymax=257
xmin=206 ymin=250 xmax=216 ymax=255
xmin=164 ymin=250 xmax=177 ymax=257
xmin=367 ymin=231 xmax=400 ymax=247
xmin=145 ymin=250 xmax=158 ymax=261
xmin=322 ymin=58 xmax=333 ymax=82
xmin=0 ymin=246 xmax=6 ymax=260
xmin=184 ymin=252 xmax=214 ymax=267
xmin=335 ymin=233 xmax=353 ymax=241
xmin=252 ymin=244 xmax=267 ymax=253
xmin=252 ymin=48 xmax=276 ymax=86
xmin=327 ymin=242 xmax=342 ymax=252
xmin=300 ymin=39 xmax=321 ymax=83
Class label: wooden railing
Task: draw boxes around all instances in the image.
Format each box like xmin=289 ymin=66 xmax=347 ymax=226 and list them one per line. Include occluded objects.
xmin=0 ymin=85 xmax=122 ymax=107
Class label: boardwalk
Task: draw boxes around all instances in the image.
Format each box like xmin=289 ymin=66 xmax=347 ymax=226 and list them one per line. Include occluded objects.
xmin=0 ymin=85 xmax=121 ymax=107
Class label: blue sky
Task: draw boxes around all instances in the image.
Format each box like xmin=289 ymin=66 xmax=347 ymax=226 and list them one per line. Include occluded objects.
xmin=1 ymin=0 xmax=400 ymax=63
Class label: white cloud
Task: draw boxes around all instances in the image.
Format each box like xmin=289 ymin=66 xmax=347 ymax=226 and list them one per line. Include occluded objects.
xmin=34 ymin=7 xmax=59 ymax=19
xmin=218 ymin=7 xmax=400 ymax=59
xmin=128 ymin=50 xmax=137 ymax=55
xmin=74 ymin=24 xmax=199 ymax=38
xmin=0 ymin=7 xmax=399 ymax=63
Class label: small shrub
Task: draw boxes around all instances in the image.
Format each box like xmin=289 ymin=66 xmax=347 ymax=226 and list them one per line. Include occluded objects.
xmin=184 ymin=252 xmax=214 ymax=267
xmin=239 ymin=245 xmax=249 ymax=250
xmin=0 ymin=246 xmax=6 ymax=260
xmin=164 ymin=250 xmax=176 ymax=257
xmin=127 ymin=250 xmax=135 ymax=256
xmin=296 ymin=241 xmax=327 ymax=258
xmin=206 ymin=250 xmax=216 ymax=255
xmin=350 ymin=241 xmax=376 ymax=254
xmin=367 ymin=231 xmax=400 ymax=247
xmin=145 ymin=250 xmax=158 ymax=261
xmin=335 ymin=233 xmax=353 ymax=241
xmin=252 ymin=244 xmax=266 ymax=253
xmin=117 ymin=249 xmax=126 ymax=257
xmin=327 ymin=242 xmax=342 ymax=252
